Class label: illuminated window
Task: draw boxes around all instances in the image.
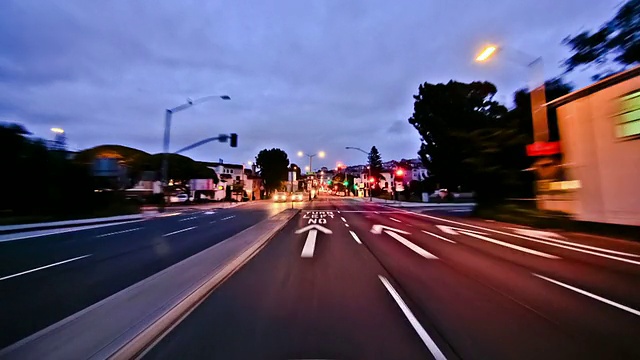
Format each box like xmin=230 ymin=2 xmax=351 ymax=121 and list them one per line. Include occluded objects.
xmin=615 ymin=90 xmax=640 ymax=138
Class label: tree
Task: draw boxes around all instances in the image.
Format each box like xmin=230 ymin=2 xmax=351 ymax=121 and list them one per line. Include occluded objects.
xmin=255 ymin=148 xmax=290 ymax=194
xmin=368 ymin=146 xmax=383 ymax=180
xmin=563 ymin=0 xmax=640 ymax=78
xmin=408 ymin=80 xmax=507 ymax=192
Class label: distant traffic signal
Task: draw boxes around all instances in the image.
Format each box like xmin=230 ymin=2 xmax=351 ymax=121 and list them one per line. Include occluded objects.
xmin=369 ymin=177 xmax=375 ymax=183
xmin=229 ymin=133 xmax=238 ymax=148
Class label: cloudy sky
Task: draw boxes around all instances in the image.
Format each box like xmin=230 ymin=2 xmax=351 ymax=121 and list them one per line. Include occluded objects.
xmin=0 ymin=0 xmax=621 ymax=169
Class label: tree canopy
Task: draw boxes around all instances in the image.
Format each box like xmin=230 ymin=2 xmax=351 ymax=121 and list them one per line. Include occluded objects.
xmin=563 ymin=0 xmax=640 ymax=77
xmin=368 ymin=146 xmax=383 ymax=180
xmin=255 ymin=148 xmax=290 ymax=193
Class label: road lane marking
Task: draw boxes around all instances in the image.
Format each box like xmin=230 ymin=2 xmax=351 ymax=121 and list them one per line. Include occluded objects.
xmin=389 ymin=217 xmax=402 ymax=223
xmin=385 ymin=230 xmax=437 ymax=259
xmin=345 ymin=223 xmax=349 ymax=227
xmin=0 ymin=220 xmax=146 ymax=243
xmin=408 ymin=212 xmax=640 ymax=265
xmin=0 ymin=255 xmax=92 ymax=281
xmin=349 ymin=231 xmax=362 ymax=244
xmin=300 ymin=230 xmax=318 ymax=258
xmin=221 ymin=216 xmax=236 ymax=221
xmin=341 ymin=217 xmax=347 ymax=222
xmin=178 ymin=216 xmax=197 ymax=222
xmin=375 ymin=211 xmax=380 ymax=214
xmin=209 ymin=220 xmax=217 ymax=224
xmin=533 ymin=274 xmax=640 ymax=317
xmin=162 ymin=227 xmax=196 ymax=237
xmin=378 ymin=275 xmax=447 ymax=360
xmin=422 ymin=231 xmax=456 ymax=244
xmin=95 ymin=227 xmax=143 ymax=238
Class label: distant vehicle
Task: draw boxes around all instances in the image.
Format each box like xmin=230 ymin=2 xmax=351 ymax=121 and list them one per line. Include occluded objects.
xmin=273 ymin=192 xmax=288 ymax=202
xmin=291 ymin=192 xmax=304 ymax=202
xmin=170 ymin=193 xmax=189 ymax=203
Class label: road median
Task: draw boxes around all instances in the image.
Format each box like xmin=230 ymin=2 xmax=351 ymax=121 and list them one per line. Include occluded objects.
xmin=0 ymin=208 xmax=299 ymax=360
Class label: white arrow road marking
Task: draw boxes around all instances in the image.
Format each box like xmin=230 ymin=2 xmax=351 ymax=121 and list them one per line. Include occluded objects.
xmin=510 ymin=228 xmax=640 ymax=258
xmin=385 ymin=230 xmax=437 ymax=259
xmin=0 ymin=255 xmax=92 ymax=281
xmin=533 ymin=274 xmax=640 ymax=317
xmin=378 ymin=275 xmax=447 ymax=360
xmin=296 ymin=225 xmax=333 ymax=258
xmin=422 ymin=230 xmax=456 ymax=244
xmin=370 ymin=224 xmax=410 ymax=235
xmin=349 ymin=231 xmax=362 ymax=244
xmin=436 ymin=225 xmax=559 ymax=259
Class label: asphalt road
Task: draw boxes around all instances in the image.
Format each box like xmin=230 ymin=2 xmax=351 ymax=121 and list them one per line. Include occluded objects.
xmin=146 ymin=195 xmax=640 ymax=360
xmin=0 ymin=201 xmax=291 ymax=348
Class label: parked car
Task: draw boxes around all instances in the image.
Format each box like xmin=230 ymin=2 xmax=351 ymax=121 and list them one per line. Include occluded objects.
xmin=291 ymin=192 xmax=304 ymax=202
xmin=169 ymin=193 xmax=189 ymax=203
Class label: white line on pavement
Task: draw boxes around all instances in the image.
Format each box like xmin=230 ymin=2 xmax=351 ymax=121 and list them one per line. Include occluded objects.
xmin=341 ymin=217 xmax=347 ymax=222
xmin=404 ymin=211 xmax=640 ymax=266
xmin=422 ymin=231 xmax=457 ymax=244
xmin=533 ymin=274 xmax=640 ymax=317
xmin=378 ymin=275 xmax=447 ymax=360
xmin=389 ymin=217 xmax=402 ymax=223
xmin=385 ymin=230 xmax=437 ymax=259
xmin=300 ymin=230 xmax=318 ymax=258
xmin=375 ymin=211 xmax=380 ymax=214
xmin=209 ymin=220 xmax=217 ymax=224
xmin=0 ymin=255 xmax=92 ymax=281
xmin=345 ymin=223 xmax=349 ymax=227
xmin=349 ymin=231 xmax=362 ymax=244
xmin=0 ymin=220 xmax=145 ymax=243
xmin=220 ymin=216 xmax=236 ymax=221
xmin=95 ymin=227 xmax=143 ymax=238
xmin=178 ymin=217 xmax=198 ymax=222
xmin=162 ymin=227 xmax=196 ymax=237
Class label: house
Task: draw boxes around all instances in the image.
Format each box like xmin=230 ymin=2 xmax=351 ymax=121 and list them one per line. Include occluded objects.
xmin=545 ymin=65 xmax=640 ymax=226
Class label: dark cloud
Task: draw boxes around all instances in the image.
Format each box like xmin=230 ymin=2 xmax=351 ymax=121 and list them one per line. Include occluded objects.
xmin=0 ymin=0 xmax=620 ymax=168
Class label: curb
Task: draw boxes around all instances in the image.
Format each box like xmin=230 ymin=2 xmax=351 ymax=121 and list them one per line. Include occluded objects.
xmin=111 ymin=208 xmax=299 ymax=359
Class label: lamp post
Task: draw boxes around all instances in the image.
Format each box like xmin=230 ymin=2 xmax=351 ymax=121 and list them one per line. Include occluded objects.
xmin=298 ymin=150 xmax=325 ymax=201
xmin=475 ymin=45 xmax=548 ymax=142
xmin=345 ymin=146 xmax=372 ymax=201
xmin=161 ymin=95 xmax=230 ymax=207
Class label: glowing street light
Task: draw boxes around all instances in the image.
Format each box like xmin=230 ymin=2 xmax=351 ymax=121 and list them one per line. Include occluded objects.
xmin=51 ymin=127 xmax=65 ymax=134
xmin=475 ymin=45 xmax=497 ymax=62
xmin=298 ymin=150 xmax=326 ymax=201
xmin=305 ymin=166 xmax=310 ymax=171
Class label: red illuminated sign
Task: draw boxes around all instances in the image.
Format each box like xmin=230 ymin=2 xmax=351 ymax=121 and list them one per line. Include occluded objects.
xmin=526 ymin=141 xmax=561 ymax=156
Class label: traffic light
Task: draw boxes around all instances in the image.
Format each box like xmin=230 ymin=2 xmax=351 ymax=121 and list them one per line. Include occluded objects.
xmin=343 ymin=180 xmax=348 ymax=186
xmin=369 ymin=177 xmax=375 ymax=183
xmin=395 ymin=169 xmax=404 ymax=176
xmin=229 ymin=133 xmax=238 ymax=148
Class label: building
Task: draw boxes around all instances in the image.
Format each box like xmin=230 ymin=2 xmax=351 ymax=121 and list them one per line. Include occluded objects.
xmin=544 ymin=66 xmax=640 ymax=226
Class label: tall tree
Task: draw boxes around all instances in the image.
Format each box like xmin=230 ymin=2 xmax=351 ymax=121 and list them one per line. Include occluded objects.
xmin=368 ymin=146 xmax=383 ymax=179
xmin=563 ymin=0 xmax=640 ymax=78
xmin=255 ymin=148 xmax=290 ymax=193
xmin=408 ymin=80 xmax=507 ymax=192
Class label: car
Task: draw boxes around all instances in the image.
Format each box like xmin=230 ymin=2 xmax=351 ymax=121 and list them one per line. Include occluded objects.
xmin=169 ymin=193 xmax=189 ymax=203
xmin=291 ymin=192 xmax=304 ymax=202
xmin=273 ymin=192 xmax=288 ymax=202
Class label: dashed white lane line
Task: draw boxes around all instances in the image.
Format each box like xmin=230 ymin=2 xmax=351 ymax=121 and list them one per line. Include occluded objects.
xmin=422 ymin=231 xmax=456 ymax=244
xmin=209 ymin=220 xmax=217 ymax=224
xmin=179 ymin=217 xmax=198 ymax=222
xmin=378 ymin=275 xmax=447 ymax=360
xmin=220 ymin=216 xmax=236 ymax=221
xmin=385 ymin=230 xmax=437 ymax=259
xmin=345 ymin=224 xmax=350 ymax=227
xmin=533 ymin=274 xmax=640 ymax=317
xmin=375 ymin=211 xmax=380 ymax=214
xmin=389 ymin=217 xmax=402 ymax=223
xmin=341 ymin=217 xmax=347 ymax=222
xmin=95 ymin=227 xmax=143 ymax=238
xmin=162 ymin=226 xmax=197 ymax=237
xmin=0 ymin=255 xmax=92 ymax=281
xmin=0 ymin=220 xmax=145 ymax=243
xmin=349 ymin=231 xmax=362 ymax=244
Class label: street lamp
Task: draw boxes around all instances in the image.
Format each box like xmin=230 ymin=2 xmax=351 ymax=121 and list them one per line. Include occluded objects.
xmin=474 ymin=44 xmax=548 ymax=142
xmin=345 ymin=146 xmax=373 ymax=201
xmin=161 ymin=95 xmax=230 ymax=208
xmin=298 ymin=150 xmax=325 ymax=201
xmin=51 ymin=127 xmax=64 ymax=134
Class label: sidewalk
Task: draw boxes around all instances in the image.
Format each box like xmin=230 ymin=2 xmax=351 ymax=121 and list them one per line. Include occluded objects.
xmin=0 ymin=213 xmax=154 ymax=235
xmin=348 ymin=197 xmax=476 ymax=208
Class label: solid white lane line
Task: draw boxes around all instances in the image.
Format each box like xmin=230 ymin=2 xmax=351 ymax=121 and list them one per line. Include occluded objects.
xmin=406 ymin=211 xmax=639 ymax=265
xmin=389 ymin=217 xmax=402 ymax=223
xmin=0 ymin=255 xmax=92 ymax=281
xmin=95 ymin=227 xmax=143 ymax=238
xmin=0 ymin=220 xmax=145 ymax=243
xmin=349 ymin=231 xmax=362 ymax=244
xmin=385 ymin=230 xmax=437 ymax=259
xmin=533 ymin=274 xmax=640 ymax=317
xmin=178 ymin=217 xmax=197 ymax=222
xmin=378 ymin=275 xmax=447 ymax=360
xmin=422 ymin=231 xmax=456 ymax=244
xmin=162 ymin=227 xmax=196 ymax=237
xmin=300 ymin=230 xmax=318 ymax=258
xmin=462 ymin=231 xmax=559 ymax=259
xmin=221 ymin=216 xmax=236 ymax=221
